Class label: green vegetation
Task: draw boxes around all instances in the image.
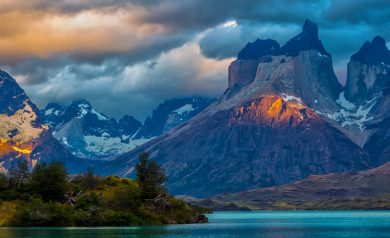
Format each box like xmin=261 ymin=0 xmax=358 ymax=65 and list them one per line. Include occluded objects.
xmin=0 ymin=153 xmax=208 ymax=226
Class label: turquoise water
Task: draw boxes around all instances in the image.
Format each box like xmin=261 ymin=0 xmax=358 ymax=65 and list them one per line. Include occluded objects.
xmin=1 ymin=211 xmax=390 ymax=238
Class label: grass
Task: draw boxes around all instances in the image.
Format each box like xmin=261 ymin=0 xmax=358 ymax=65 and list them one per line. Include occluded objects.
xmin=0 ymin=201 xmax=16 ymax=226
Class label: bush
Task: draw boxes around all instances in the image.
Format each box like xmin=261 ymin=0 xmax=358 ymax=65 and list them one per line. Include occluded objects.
xmin=11 ymin=197 xmax=73 ymax=226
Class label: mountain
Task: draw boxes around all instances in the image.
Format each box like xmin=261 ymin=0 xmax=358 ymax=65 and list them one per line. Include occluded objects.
xmin=345 ymin=36 xmax=390 ymax=104
xmin=204 ymin=161 xmax=390 ymax=210
xmin=100 ymin=20 xmax=385 ymax=197
xmin=331 ymin=35 xmax=390 ymax=165
xmin=42 ymin=100 xmax=144 ymax=158
xmin=42 ymin=97 xmax=214 ymax=159
xmin=134 ymin=97 xmax=215 ymax=139
xmin=0 ymin=70 xmax=92 ymax=174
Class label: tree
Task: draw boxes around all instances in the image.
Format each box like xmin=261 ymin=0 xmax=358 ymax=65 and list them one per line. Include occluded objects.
xmin=79 ymin=167 xmax=99 ymax=190
xmin=15 ymin=159 xmax=30 ymax=187
xmin=7 ymin=159 xmax=30 ymax=188
xmin=31 ymin=161 xmax=68 ymax=201
xmin=135 ymin=152 xmax=167 ymax=200
xmin=0 ymin=172 xmax=7 ymax=190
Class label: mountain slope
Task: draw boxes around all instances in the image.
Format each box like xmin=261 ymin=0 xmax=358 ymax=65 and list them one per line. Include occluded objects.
xmin=0 ymin=70 xmax=92 ymax=174
xmin=134 ymin=97 xmax=214 ymax=139
xmin=100 ymin=20 xmax=377 ymax=197
xmin=208 ymin=161 xmax=390 ymax=210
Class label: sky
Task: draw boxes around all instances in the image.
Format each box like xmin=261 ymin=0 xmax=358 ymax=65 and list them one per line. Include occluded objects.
xmin=0 ymin=0 xmax=389 ymax=120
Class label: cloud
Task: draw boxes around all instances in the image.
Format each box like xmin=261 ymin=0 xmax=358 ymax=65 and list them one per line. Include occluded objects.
xmin=324 ymin=0 xmax=390 ymax=24
xmin=0 ymin=0 xmax=389 ymax=119
xmin=20 ymin=42 xmax=231 ymax=120
xmin=199 ymin=21 xmax=300 ymax=60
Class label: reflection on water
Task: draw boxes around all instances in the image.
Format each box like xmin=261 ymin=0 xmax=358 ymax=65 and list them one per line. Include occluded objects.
xmin=1 ymin=211 xmax=390 ymax=238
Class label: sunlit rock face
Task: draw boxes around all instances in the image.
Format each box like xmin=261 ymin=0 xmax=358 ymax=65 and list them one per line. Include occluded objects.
xmin=229 ymin=95 xmax=318 ymax=128
xmin=0 ymin=70 xmax=92 ymax=174
xmin=0 ymin=70 xmax=45 ymax=169
xmin=102 ymin=20 xmax=381 ymax=197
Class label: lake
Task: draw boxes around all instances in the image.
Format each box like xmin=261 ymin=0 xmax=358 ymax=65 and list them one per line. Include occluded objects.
xmin=1 ymin=211 xmax=390 ymax=238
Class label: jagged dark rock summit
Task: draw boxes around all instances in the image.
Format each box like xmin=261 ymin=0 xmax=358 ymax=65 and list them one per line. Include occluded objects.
xmin=277 ymin=19 xmax=330 ymax=57
xmin=345 ymin=35 xmax=390 ymax=103
xmin=237 ymin=39 xmax=280 ymax=60
xmin=351 ymin=36 xmax=390 ymax=66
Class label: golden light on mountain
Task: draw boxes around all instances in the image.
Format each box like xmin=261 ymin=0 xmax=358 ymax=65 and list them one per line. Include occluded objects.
xmin=230 ymin=95 xmax=317 ymax=128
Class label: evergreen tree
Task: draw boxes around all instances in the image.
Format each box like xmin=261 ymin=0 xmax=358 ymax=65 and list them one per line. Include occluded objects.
xmin=31 ymin=161 xmax=68 ymax=202
xmin=135 ymin=152 xmax=166 ymax=200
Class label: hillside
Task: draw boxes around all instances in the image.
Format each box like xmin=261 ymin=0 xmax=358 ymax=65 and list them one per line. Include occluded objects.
xmin=196 ymin=162 xmax=390 ymax=210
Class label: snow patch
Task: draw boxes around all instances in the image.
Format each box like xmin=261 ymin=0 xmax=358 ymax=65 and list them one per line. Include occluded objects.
xmin=61 ymin=137 xmax=70 ymax=146
xmin=85 ymin=135 xmax=151 ymax=155
xmin=45 ymin=108 xmax=62 ymax=116
xmin=336 ymin=92 xmax=356 ymax=110
xmin=317 ymin=52 xmax=327 ymax=58
xmin=75 ymin=103 xmax=107 ymax=120
xmin=320 ymin=92 xmax=378 ymax=131
xmin=281 ymin=94 xmax=302 ymax=103
xmin=91 ymin=109 xmax=107 ymax=120
xmin=77 ymin=104 xmax=89 ymax=118
xmin=173 ymin=104 xmax=194 ymax=114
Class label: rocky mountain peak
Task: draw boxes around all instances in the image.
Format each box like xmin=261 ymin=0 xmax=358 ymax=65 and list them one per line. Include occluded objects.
xmin=43 ymin=103 xmax=64 ymax=115
xmin=237 ymin=39 xmax=280 ymax=60
xmin=302 ymin=19 xmax=318 ymax=37
xmin=64 ymin=99 xmax=107 ymax=121
xmin=277 ymin=19 xmax=329 ymax=57
xmin=345 ymin=36 xmax=390 ymax=103
xmin=228 ymin=20 xmax=334 ymax=89
xmin=351 ymin=35 xmax=390 ymax=65
xmin=0 ymin=69 xmax=39 ymax=116
xmin=69 ymin=99 xmax=92 ymax=111
xmin=42 ymin=103 xmax=65 ymax=128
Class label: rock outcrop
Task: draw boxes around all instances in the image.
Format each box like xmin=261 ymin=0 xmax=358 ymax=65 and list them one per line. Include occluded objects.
xmin=345 ymin=36 xmax=390 ymax=104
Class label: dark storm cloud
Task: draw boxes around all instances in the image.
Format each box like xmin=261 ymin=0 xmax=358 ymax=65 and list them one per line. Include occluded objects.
xmin=139 ymin=0 xmax=325 ymax=30
xmin=324 ymin=0 xmax=390 ymax=24
xmin=199 ymin=21 xmax=300 ymax=60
